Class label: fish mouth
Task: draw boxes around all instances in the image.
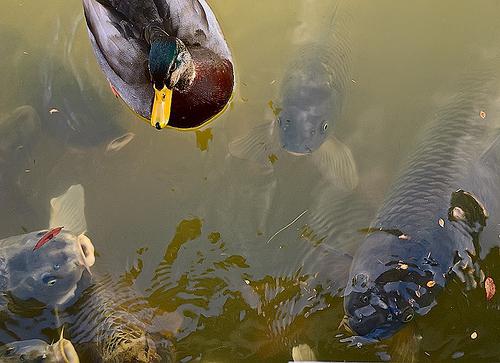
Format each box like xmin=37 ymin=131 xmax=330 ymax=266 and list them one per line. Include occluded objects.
xmin=54 ymin=338 xmax=79 ymax=363
xmin=76 ymin=234 xmax=95 ymax=272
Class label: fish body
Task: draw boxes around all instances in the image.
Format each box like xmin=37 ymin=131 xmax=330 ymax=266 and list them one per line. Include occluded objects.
xmin=0 ymin=106 xmax=42 ymax=235
xmin=1 ymin=230 xmax=93 ymax=306
xmin=39 ymin=13 xmax=124 ymax=148
xmin=229 ymin=1 xmax=358 ymax=190
xmin=278 ymin=0 xmax=350 ymax=154
xmin=0 ymin=185 xmax=94 ymax=307
xmin=343 ymin=68 xmax=500 ymax=342
xmin=0 ymin=337 xmax=79 ymax=363
xmin=64 ymin=274 xmax=160 ymax=363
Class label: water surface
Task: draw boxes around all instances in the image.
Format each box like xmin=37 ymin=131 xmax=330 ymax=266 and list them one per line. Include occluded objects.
xmin=1 ymin=0 xmax=500 ymax=361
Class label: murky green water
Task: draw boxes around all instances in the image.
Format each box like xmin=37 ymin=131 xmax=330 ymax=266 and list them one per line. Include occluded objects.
xmin=1 ymin=1 xmax=500 ymax=362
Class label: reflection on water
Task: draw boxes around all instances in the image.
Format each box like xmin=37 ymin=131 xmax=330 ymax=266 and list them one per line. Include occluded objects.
xmin=1 ymin=0 xmax=500 ymax=361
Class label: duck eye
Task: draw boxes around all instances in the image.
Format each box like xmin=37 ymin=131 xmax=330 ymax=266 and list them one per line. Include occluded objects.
xmin=42 ymin=275 xmax=57 ymax=286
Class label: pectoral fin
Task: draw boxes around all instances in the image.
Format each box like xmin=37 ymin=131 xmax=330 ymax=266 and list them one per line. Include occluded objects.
xmin=228 ymin=122 xmax=281 ymax=167
xmin=49 ymin=184 xmax=87 ymax=235
xmin=311 ymin=136 xmax=359 ymax=191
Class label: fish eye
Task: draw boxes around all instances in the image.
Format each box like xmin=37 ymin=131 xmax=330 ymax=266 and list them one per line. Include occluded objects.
xmin=323 ymin=122 xmax=328 ymax=131
xmin=42 ymin=275 xmax=57 ymax=286
xmin=3 ymin=347 xmax=15 ymax=356
xmin=403 ymin=313 xmax=414 ymax=322
xmin=402 ymin=308 xmax=414 ymax=323
xmin=360 ymin=295 xmax=369 ymax=304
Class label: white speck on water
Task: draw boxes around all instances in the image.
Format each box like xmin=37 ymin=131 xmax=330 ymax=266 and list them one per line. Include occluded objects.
xmin=49 ymin=108 xmax=59 ymax=114
xmin=471 ymin=331 xmax=478 ymax=339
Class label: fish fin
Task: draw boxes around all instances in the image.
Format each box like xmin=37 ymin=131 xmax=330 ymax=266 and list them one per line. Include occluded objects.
xmin=228 ymin=122 xmax=280 ymax=167
xmin=472 ymin=132 xmax=500 ymax=257
xmin=311 ymin=136 xmax=359 ymax=191
xmin=49 ymin=184 xmax=87 ymax=235
xmin=291 ymin=343 xmax=317 ymax=361
xmin=305 ymin=183 xmax=374 ymax=255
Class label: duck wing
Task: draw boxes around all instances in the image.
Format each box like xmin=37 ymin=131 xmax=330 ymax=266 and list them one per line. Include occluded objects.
xmin=83 ymin=0 xmax=149 ymax=85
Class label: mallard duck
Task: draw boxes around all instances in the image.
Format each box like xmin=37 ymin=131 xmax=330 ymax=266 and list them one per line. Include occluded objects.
xmin=82 ymin=0 xmax=234 ymax=130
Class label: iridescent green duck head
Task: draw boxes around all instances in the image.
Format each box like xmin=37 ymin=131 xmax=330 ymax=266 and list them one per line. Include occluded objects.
xmin=148 ymin=29 xmax=195 ymax=129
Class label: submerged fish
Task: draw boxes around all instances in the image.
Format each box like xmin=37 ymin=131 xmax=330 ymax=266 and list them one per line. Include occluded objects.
xmin=229 ymin=1 xmax=357 ymax=190
xmin=0 ymin=334 xmax=79 ymax=363
xmin=64 ymin=274 xmax=160 ymax=363
xmin=0 ymin=106 xmax=41 ymax=224
xmin=1 ymin=185 xmax=95 ymax=306
xmin=39 ymin=14 xmax=124 ymax=148
xmin=342 ymin=65 xmax=500 ymax=343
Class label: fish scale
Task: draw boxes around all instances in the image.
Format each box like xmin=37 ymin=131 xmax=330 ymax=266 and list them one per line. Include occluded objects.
xmin=64 ymin=274 xmax=159 ymax=362
xmin=343 ymin=60 xmax=500 ymax=342
xmin=374 ymin=76 xmax=499 ymax=232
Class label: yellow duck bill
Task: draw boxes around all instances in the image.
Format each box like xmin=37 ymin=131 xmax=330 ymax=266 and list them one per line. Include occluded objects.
xmin=151 ymin=86 xmax=173 ymax=129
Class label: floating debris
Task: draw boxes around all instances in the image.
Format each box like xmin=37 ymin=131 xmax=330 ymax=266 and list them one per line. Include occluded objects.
xmin=470 ymin=331 xmax=478 ymax=340
xmin=49 ymin=108 xmax=59 ymax=114
xmin=451 ymin=351 xmax=465 ymax=359
xmin=452 ymin=207 xmax=465 ymax=221
xmin=267 ymin=210 xmax=308 ymax=244
xmin=268 ymin=153 xmax=278 ymax=164
xmin=485 ymin=277 xmax=496 ymax=301
xmin=106 ymin=132 xmax=135 ymax=152
xmin=480 ymin=110 xmax=486 ymax=119
xmin=438 ymin=218 xmax=445 ymax=227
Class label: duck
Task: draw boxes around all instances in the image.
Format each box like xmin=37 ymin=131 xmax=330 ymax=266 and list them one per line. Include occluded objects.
xmin=82 ymin=0 xmax=234 ymax=130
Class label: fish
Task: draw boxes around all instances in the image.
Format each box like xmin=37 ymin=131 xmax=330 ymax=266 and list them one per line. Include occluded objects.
xmin=229 ymin=1 xmax=358 ymax=190
xmin=1 ymin=184 xmax=95 ymax=306
xmin=63 ymin=274 xmax=160 ymax=363
xmin=38 ymin=14 xmax=124 ymax=148
xmin=342 ymin=63 xmax=500 ymax=344
xmin=0 ymin=106 xmax=42 ymax=236
xmin=0 ymin=334 xmax=79 ymax=363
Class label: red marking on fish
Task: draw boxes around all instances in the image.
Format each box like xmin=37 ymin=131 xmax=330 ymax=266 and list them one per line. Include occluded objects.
xmin=33 ymin=227 xmax=64 ymax=251
xmin=109 ymin=82 xmax=120 ymax=99
xmin=485 ymin=277 xmax=496 ymax=301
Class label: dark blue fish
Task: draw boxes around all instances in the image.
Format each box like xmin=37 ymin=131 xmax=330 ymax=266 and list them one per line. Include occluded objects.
xmin=342 ymin=64 xmax=500 ymax=344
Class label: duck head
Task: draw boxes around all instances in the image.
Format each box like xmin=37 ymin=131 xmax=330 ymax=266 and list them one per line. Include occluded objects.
xmin=148 ymin=32 xmax=195 ymax=130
